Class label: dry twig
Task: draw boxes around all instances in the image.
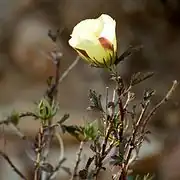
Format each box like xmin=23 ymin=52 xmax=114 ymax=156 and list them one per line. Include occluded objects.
xmin=0 ymin=150 xmax=27 ymax=180
xmin=70 ymin=141 xmax=84 ymax=180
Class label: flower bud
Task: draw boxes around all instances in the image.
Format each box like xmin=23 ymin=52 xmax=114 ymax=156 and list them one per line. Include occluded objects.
xmin=36 ymin=98 xmax=58 ymax=121
xmin=69 ymin=14 xmax=117 ymax=68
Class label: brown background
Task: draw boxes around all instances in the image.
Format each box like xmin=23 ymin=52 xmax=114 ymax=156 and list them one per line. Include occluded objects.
xmin=0 ymin=0 xmax=180 ymax=179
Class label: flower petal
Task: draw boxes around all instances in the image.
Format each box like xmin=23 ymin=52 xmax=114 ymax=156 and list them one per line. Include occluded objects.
xmin=70 ymin=18 xmax=103 ymax=38
xmin=99 ymin=14 xmax=117 ymax=51
xmin=68 ymin=14 xmax=117 ymax=67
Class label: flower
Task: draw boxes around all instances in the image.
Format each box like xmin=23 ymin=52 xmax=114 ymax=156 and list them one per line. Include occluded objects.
xmin=69 ymin=14 xmax=117 ymax=68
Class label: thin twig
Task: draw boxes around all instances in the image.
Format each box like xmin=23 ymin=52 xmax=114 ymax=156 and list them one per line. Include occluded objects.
xmin=47 ymin=132 xmax=65 ymax=180
xmin=94 ymin=117 xmax=115 ymax=178
xmin=19 ymin=112 xmax=39 ymax=119
xmin=59 ymin=56 xmax=80 ymax=84
xmin=47 ymin=51 xmax=61 ymax=102
xmin=0 ymin=150 xmax=27 ymax=180
xmin=43 ymin=114 xmax=70 ymax=132
xmin=114 ymin=74 xmax=126 ymax=180
xmin=124 ymin=100 xmax=149 ymax=169
xmin=124 ymin=80 xmax=178 ymax=177
xmin=47 ymin=158 xmax=66 ymax=180
xmin=34 ymin=125 xmax=44 ymax=180
xmin=70 ymin=141 xmax=84 ymax=180
xmin=41 ymin=48 xmax=62 ymax=180
xmin=105 ymin=87 xmax=109 ymax=115
xmin=34 ymin=44 xmax=78 ymax=180
xmin=0 ymin=112 xmax=38 ymax=126
xmin=142 ymin=80 xmax=178 ymax=130
xmin=8 ymin=123 xmax=27 ymax=140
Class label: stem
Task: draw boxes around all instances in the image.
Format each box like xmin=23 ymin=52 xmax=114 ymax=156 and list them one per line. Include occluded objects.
xmin=47 ymin=132 xmax=65 ymax=180
xmin=94 ymin=116 xmax=115 ymax=178
xmin=34 ymin=125 xmax=44 ymax=180
xmin=124 ymin=80 xmax=178 ymax=176
xmin=114 ymin=72 xmax=125 ymax=143
xmin=70 ymin=141 xmax=84 ymax=180
xmin=118 ymin=98 xmax=125 ymax=143
xmin=0 ymin=112 xmax=38 ymax=126
xmin=125 ymin=101 xmax=149 ymax=169
xmin=58 ymin=56 xmax=80 ymax=84
xmin=142 ymin=80 xmax=178 ymax=131
xmin=0 ymin=151 xmax=27 ymax=180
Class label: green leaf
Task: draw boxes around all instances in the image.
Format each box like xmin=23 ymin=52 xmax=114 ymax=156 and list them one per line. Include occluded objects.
xmin=10 ymin=111 xmax=20 ymax=126
xmin=84 ymin=121 xmax=99 ymax=141
xmin=61 ymin=125 xmax=84 ymax=141
xmin=36 ymin=98 xmax=58 ymax=121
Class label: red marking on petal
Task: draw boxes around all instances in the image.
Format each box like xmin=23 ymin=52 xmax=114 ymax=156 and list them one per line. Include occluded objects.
xmin=99 ymin=37 xmax=113 ymax=51
xmin=75 ymin=48 xmax=90 ymax=58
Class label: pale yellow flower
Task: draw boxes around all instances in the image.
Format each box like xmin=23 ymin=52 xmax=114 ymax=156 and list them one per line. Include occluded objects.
xmin=69 ymin=14 xmax=117 ymax=68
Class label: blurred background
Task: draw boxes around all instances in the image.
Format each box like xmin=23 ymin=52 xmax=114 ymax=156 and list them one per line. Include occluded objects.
xmin=0 ymin=0 xmax=180 ymax=179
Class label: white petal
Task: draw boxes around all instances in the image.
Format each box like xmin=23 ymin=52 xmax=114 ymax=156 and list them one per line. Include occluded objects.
xmin=71 ymin=18 xmax=103 ymax=38
xmin=99 ymin=14 xmax=117 ymax=51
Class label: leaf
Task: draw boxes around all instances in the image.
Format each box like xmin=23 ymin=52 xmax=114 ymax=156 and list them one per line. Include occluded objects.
xmin=110 ymin=154 xmax=123 ymax=166
xmin=36 ymin=98 xmax=58 ymax=120
xmin=57 ymin=113 xmax=70 ymax=124
xmin=10 ymin=111 xmax=20 ymax=126
xmin=46 ymin=76 xmax=54 ymax=87
xmin=84 ymin=122 xmax=99 ymax=141
xmin=79 ymin=169 xmax=88 ymax=180
xmin=143 ymin=89 xmax=156 ymax=101
xmin=115 ymin=45 xmax=143 ymax=65
xmin=88 ymin=90 xmax=104 ymax=112
xmin=130 ymin=72 xmax=154 ymax=86
xmin=61 ymin=125 xmax=84 ymax=141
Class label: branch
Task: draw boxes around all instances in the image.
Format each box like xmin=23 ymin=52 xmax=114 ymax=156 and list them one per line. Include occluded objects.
xmin=123 ymin=80 xmax=178 ymax=177
xmin=70 ymin=141 xmax=84 ymax=180
xmin=8 ymin=123 xmax=27 ymax=140
xmin=0 ymin=112 xmax=38 ymax=126
xmin=47 ymin=132 xmax=65 ymax=180
xmin=124 ymin=100 xmax=150 ymax=169
xmin=0 ymin=150 xmax=27 ymax=180
xmin=142 ymin=80 xmax=178 ymax=130
xmin=59 ymin=56 xmax=80 ymax=84
xmin=33 ymin=125 xmax=44 ymax=180
xmin=46 ymin=158 xmax=66 ymax=180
